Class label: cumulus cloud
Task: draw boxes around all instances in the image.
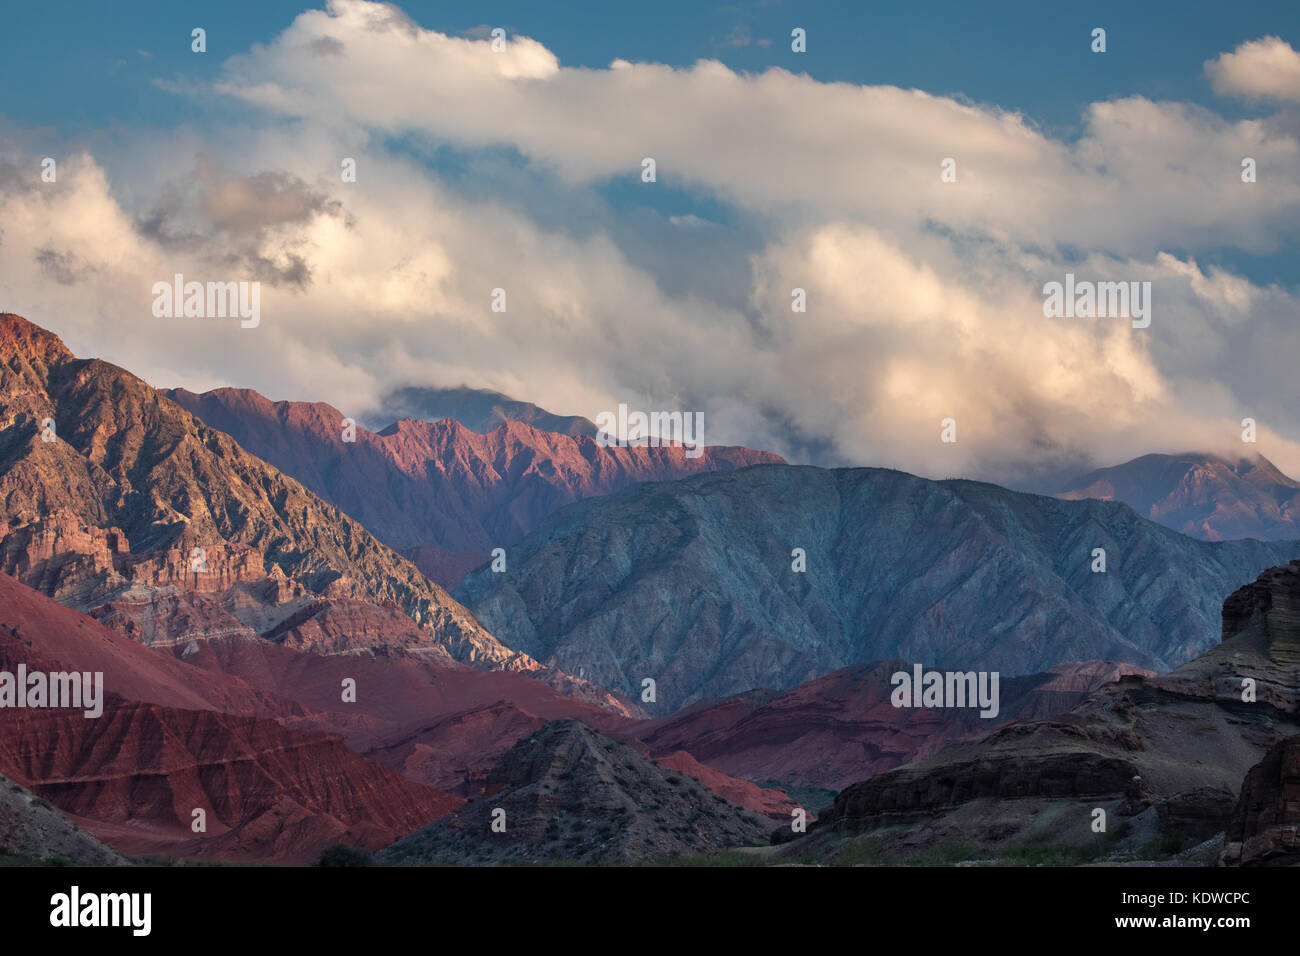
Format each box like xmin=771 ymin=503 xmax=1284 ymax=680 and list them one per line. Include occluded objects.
xmin=1 ymin=0 xmax=1298 ymax=487
xmin=213 ymin=1 xmax=1300 ymax=256
xmin=1206 ymin=36 xmax=1300 ymax=104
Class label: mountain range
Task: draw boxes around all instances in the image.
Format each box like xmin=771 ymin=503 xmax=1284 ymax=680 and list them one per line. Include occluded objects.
xmin=5 ymin=310 xmax=1300 ymax=866
xmin=456 ymin=464 xmax=1300 ymax=708
xmin=376 ymin=385 xmax=600 ymax=438
xmin=166 ymin=385 xmax=781 ymax=588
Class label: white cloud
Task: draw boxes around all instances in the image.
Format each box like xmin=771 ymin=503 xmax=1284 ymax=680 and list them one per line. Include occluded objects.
xmin=1206 ymin=36 xmax=1300 ymax=104
xmin=212 ymin=2 xmax=1300 ymax=256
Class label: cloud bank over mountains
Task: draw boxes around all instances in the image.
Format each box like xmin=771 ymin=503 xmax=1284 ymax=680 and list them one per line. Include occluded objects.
xmin=1 ymin=0 xmax=1298 ymax=484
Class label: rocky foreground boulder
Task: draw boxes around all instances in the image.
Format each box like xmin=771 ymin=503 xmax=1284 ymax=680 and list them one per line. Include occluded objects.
xmin=0 ymin=771 xmax=126 ymax=865
xmin=1221 ymin=734 xmax=1300 ymax=866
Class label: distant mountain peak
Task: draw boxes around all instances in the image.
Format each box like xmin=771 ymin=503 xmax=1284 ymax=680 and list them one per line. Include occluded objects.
xmin=1058 ymin=451 xmax=1300 ymax=541
xmin=378 ymin=384 xmax=599 ymax=438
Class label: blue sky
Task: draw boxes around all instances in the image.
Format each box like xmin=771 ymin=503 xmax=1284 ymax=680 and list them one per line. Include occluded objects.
xmin=6 ymin=1 xmax=1297 ymax=135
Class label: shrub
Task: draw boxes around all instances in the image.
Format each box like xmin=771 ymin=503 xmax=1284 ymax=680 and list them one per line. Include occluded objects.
xmin=316 ymin=844 xmax=372 ymax=867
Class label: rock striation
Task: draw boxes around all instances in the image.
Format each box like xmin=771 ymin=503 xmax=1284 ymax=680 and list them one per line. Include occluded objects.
xmin=1222 ymin=734 xmax=1300 ymax=866
xmin=0 ymin=571 xmax=458 ymax=863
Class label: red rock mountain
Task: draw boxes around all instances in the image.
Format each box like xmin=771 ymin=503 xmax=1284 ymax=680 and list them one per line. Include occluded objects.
xmin=0 ymin=312 xmax=524 ymax=669
xmin=165 ymin=385 xmax=784 ymax=588
xmin=1058 ymin=452 xmax=1300 ymax=541
xmin=0 ymin=315 xmax=800 ymax=843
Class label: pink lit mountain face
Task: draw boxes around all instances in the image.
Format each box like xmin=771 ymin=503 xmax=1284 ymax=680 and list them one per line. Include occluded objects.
xmin=167 ymin=385 xmax=784 ymax=588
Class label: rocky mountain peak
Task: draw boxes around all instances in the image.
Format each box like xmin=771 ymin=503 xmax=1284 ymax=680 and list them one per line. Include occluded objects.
xmin=381 ymin=718 xmax=773 ymax=864
xmin=0 ymin=313 xmax=74 ymax=372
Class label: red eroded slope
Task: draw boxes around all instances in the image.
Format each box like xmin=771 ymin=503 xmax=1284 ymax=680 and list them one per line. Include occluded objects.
xmin=0 ymin=573 xmax=457 ymax=862
xmin=0 ymin=571 xmax=289 ymax=716
xmin=0 ymin=704 xmax=459 ymax=863
xmin=625 ymin=660 xmax=1152 ymax=792
xmin=653 ymin=750 xmax=797 ymax=820
xmin=155 ymin=621 xmax=634 ymax=795
xmin=155 ymin=631 xmax=799 ymax=819
xmin=0 ymin=568 xmax=790 ymax=836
